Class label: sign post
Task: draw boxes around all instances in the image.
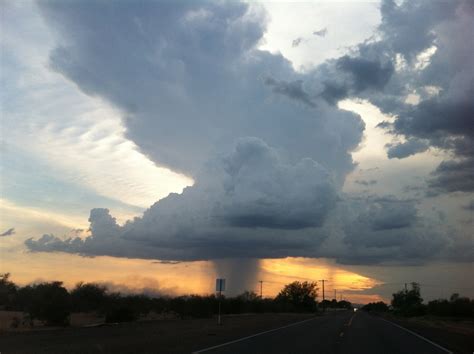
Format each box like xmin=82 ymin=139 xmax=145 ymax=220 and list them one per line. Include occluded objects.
xmin=215 ymin=278 xmax=226 ymax=325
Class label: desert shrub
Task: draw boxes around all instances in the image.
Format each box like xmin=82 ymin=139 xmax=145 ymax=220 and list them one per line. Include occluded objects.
xmin=362 ymin=301 xmax=389 ymax=312
xmin=19 ymin=281 xmax=70 ymax=326
xmin=169 ymin=295 xmax=216 ymax=318
xmin=427 ymin=294 xmax=474 ymax=318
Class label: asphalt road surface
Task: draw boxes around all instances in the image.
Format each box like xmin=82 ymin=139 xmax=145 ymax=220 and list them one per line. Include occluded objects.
xmin=193 ymin=311 xmax=452 ymax=354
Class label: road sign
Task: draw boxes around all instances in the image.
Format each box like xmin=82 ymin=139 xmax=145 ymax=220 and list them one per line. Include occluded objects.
xmin=216 ymin=278 xmax=226 ymax=292
xmin=215 ymin=278 xmax=226 ymax=325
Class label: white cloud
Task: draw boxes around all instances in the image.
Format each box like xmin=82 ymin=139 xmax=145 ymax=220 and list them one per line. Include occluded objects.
xmin=1 ymin=1 xmax=191 ymax=210
xmin=259 ymin=1 xmax=381 ymax=71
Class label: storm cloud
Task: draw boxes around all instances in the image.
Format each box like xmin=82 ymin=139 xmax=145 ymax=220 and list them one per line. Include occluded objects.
xmin=315 ymin=0 xmax=474 ymax=194
xmin=428 ymin=158 xmax=474 ymax=194
xmin=263 ymin=77 xmax=316 ymax=108
xmin=25 ymin=0 xmax=473 ymax=265
xmin=386 ymin=139 xmax=429 ymax=159
xmin=339 ymin=196 xmax=449 ymax=264
xmin=39 ymin=0 xmax=361 ymax=179
xmin=26 ymin=138 xmax=338 ymax=260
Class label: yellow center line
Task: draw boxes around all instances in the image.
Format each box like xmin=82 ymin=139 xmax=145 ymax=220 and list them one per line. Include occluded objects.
xmin=339 ymin=312 xmax=356 ymax=340
xmin=345 ymin=312 xmax=356 ymax=327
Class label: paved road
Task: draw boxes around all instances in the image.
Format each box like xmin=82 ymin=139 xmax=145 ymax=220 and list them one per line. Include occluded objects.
xmin=0 ymin=311 xmax=461 ymax=353
xmin=194 ymin=311 xmax=451 ymax=354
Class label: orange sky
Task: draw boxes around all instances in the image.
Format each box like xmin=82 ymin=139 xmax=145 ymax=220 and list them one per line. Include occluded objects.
xmin=1 ymin=249 xmax=384 ymax=304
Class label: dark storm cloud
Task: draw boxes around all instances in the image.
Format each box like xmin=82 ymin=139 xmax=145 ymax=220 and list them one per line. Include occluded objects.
xmin=378 ymin=0 xmax=458 ymax=60
xmin=392 ymin=98 xmax=474 ymax=142
xmin=263 ymin=77 xmax=316 ymax=107
xmin=370 ymin=200 xmax=418 ymax=231
xmin=315 ymin=0 xmax=473 ymax=194
xmin=338 ymin=196 xmax=449 ymax=264
xmin=386 ymin=139 xmax=429 ymax=159
xmin=314 ymin=52 xmax=395 ymax=106
xmin=0 ymin=228 xmax=15 ymax=237
xmin=335 ymin=56 xmax=394 ymax=93
xmin=379 ymin=0 xmax=474 ymax=194
xmin=427 ymin=158 xmax=474 ymax=194
xmin=319 ymin=82 xmax=349 ymax=106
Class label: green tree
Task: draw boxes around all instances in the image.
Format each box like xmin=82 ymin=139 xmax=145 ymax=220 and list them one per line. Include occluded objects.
xmin=236 ymin=291 xmax=260 ymax=302
xmin=362 ymin=301 xmax=389 ymax=312
xmin=391 ymin=282 xmax=425 ymax=316
xmin=20 ymin=281 xmax=71 ymax=325
xmin=71 ymin=282 xmax=107 ymax=312
xmin=0 ymin=273 xmax=17 ymax=309
xmin=275 ymin=281 xmax=318 ymax=312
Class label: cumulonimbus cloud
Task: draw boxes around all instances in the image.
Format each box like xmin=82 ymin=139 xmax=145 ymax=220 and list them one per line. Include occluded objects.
xmin=26 ymin=138 xmax=338 ymax=260
xmin=25 ymin=0 xmax=473 ymax=265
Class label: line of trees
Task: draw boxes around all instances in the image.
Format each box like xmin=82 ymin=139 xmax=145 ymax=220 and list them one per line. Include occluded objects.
xmin=362 ymin=282 xmax=474 ymax=318
xmin=0 ymin=274 xmax=351 ymax=327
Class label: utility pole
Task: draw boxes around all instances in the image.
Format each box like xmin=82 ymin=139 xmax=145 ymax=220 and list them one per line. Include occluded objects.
xmin=216 ymin=278 xmax=225 ymax=325
xmin=319 ymin=279 xmax=327 ymax=305
xmin=259 ymin=280 xmax=263 ymax=298
xmin=334 ymin=289 xmax=337 ymax=300
xmin=320 ymin=280 xmax=326 ymax=301
xmin=218 ymin=288 xmax=222 ymax=325
xmin=405 ymin=283 xmax=408 ymax=293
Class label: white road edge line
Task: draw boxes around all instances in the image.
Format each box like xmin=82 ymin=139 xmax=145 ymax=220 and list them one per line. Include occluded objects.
xmin=192 ymin=316 xmax=318 ymax=353
xmin=378 ymin=317 xmax=453 ymax=354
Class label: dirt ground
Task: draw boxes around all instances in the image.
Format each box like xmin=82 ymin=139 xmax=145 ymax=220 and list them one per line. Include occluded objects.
xmin=0 ymin=311 xmax=45 ymax=332
xmin=0 ymin=311 xmax=106 ymax=332
xmin=0 ymin=313 xmax=315 ymax=354
xmin=0 ymin=311 xmax=181 ymax=332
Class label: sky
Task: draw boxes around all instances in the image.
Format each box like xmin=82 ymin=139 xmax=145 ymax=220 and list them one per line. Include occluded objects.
xmin=0 ymin=0 xmax=473 ymax=303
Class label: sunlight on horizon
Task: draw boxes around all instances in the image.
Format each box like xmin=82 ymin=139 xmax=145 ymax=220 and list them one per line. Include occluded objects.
xmin=1 ymin=253 xmax=383 ymax=303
